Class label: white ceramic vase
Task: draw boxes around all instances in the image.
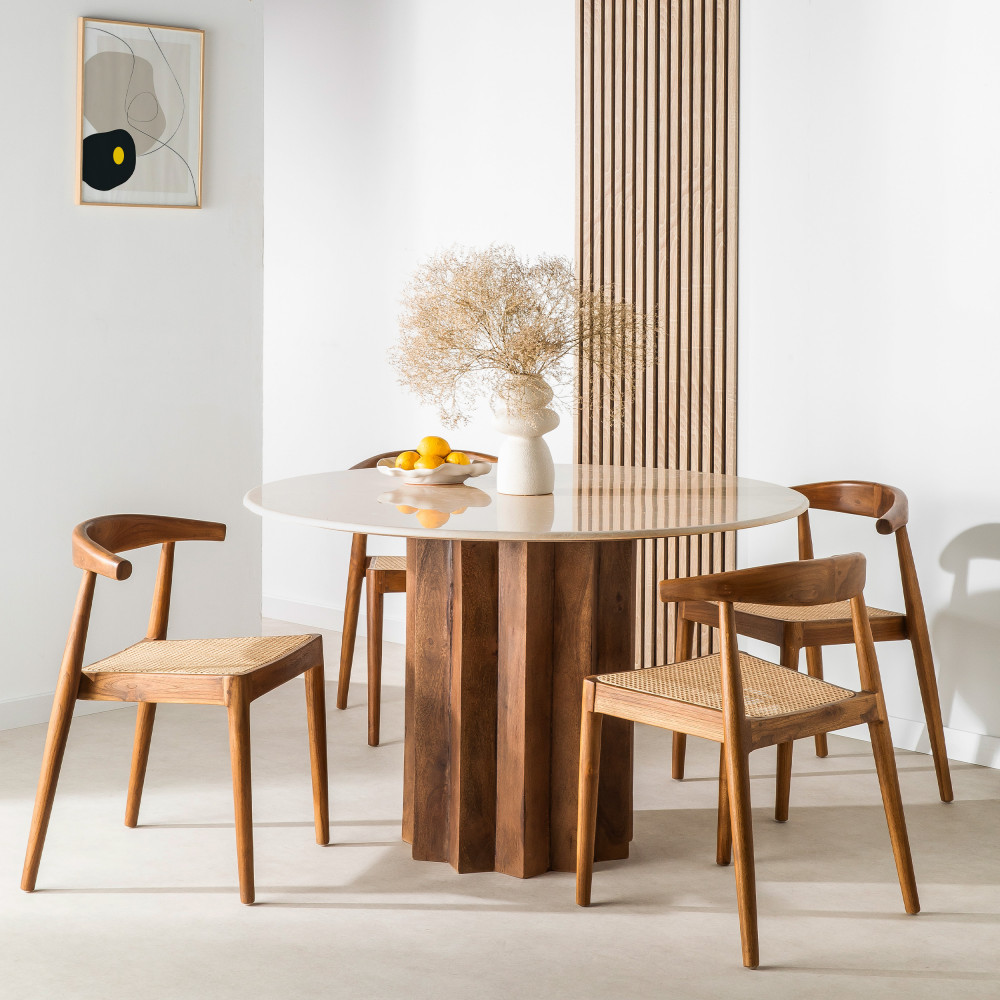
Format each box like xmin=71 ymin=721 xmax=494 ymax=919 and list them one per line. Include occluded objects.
xmin=492 ymin=375 xmax=560 ymax=496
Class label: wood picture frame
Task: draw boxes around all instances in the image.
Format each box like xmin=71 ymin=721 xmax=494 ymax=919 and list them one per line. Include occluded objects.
xmin=76 ymin=17 xmax=205 ymax=208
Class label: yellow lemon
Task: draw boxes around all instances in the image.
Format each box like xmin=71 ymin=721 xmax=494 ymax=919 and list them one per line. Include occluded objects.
xmin=414 ymin=454 xmax=444 ymax=470
xmin=416 ymin=508 xmax=449 ymax=529
xmin=396 ymin=504 xmax=417 ymax=514
xmin=445 ymin=451 xmax=470 ymax=465
xmin=395 ymin=450 xmax=419 ymax=470
xmin=417 ymin=435 xmax=451 ymax=459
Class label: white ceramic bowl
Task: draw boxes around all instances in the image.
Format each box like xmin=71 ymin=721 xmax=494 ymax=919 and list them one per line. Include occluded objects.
xmin=376 ymin=457 xmax=492 ymax=486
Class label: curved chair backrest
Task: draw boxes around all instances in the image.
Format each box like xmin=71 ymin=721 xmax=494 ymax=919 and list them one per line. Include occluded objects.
xmin=59 ymin=514 xmax=228 ymax=688
xmin=350 ymin=449 xmax=498 ymax=470
xmin=794 ymin=481 xmax=908 ymax=536
xmin=661 ymin=553 xmax=882 ymax=720
xmin=74 ymin=514 xmax=227 ymax=580
xmin=659 ymin=553 xmax=866 ymax=608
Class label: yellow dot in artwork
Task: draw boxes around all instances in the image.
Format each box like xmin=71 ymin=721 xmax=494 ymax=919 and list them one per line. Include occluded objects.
xmin=112 ymin=146 xmax=125 ymax=165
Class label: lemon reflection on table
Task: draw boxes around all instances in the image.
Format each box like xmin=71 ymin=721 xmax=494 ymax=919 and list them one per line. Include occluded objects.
xmin=378 ymin=485 xmax=492 ymax=529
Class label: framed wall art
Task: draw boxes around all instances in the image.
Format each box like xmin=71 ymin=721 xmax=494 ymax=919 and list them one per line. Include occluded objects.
xmin=77 ymin=17 xmax=204 ymax=208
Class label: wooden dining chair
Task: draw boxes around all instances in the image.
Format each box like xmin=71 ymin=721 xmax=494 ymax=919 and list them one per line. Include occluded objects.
xmin=21 ymin=514 xmax=329 ymax=905
xmin=337 ymin=448 xmax=497 ymax=746
xmin=575 ymin=553 xmax=919 ymax=969
xmin=670 ymin=481 xmax=953 ymax=804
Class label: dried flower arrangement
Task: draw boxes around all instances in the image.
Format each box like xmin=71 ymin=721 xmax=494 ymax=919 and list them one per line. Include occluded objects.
xmin=389 ymin=245 xmax=655 ymax=427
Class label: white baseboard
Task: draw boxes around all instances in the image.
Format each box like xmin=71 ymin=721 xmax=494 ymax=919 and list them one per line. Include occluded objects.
xmin=262 ymin=596 xmax=406 ymax=646
xmin=0 ymin=693 xmax=125 ymax=733
xmin=841 ymin=717 xmax=1000 ymax=769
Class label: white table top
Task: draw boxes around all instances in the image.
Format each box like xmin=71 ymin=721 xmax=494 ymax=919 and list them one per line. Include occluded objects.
xmin=244 ymin=465 xmax=807 ymax=542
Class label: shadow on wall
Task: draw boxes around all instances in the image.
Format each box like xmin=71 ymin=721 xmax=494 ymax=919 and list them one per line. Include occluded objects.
xmin=933 ymin=524 xmax=1000 ymax=756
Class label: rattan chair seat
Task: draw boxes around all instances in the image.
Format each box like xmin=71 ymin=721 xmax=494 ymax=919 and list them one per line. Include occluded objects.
xmin=732 ymin=599 xmax=899 ymax=623
xmin=597 ymin=652 xmax=857 ymax=718
xmin=369 ymin=555 xmax=407 ymax=572
xmin=84 ymin=635 xmax=316 ymax=677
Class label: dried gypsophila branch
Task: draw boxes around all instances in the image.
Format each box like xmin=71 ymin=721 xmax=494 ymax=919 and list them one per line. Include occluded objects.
xmin=389 ymin=245 xmax=657 ymax=428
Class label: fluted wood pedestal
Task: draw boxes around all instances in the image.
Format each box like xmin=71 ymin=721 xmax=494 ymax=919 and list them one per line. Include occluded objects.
xmin=402 ymin=537 xmax=636 ymax=877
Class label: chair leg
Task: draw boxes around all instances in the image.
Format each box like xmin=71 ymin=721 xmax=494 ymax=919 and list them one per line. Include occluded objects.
xmin=907 ymin=624 xmax=954 ymax=803
xmin=21 ymin=672 xmax=79 ymax=892
xmin=774 ymin=742 xmax=793 ymax=824
xmin=227 ymin=682 xmax=255 ymax=904
xmin=724 ymin=737 xmax=759 ymax=969
xmin=575 ymin=692 xmax=603 ymax=907
xmin=868 ymin=718 xmax=920 ymax=914
xmin=125 ymin=703 xmax=156 ymax=828
xmin=716 ymin=743 xmax=732 ymax=866
xmin=671 ymin=733 xmax=687 ymax=780
xmin=803 ymin=647 xmax=829 ymax=757
xmin=366 ymin=569 xmax=384 ymax=747
xmin=304 ymin=664 xmax=330 ymax=845
xmin=671 ymin=613 xmax=696 ymax=780
xmin=337 ymin=532 xmax=367 ymax=711
xmin=774 ymin=639 xmax=800 ymax=822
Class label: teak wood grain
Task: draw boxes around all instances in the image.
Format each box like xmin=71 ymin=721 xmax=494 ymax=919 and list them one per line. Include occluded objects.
xmin=227 ymin=678 xmax=255 ymax=904
xmin=404 ymin=536 xmax=636 ymax=877
xmin=575 ymin=552 xmax=920 ymax=968
xmin=22 ymin=514 xmax=329 ymax=905
xmin=126 ymin=538 xmax=175 ymax=825
xmin=402 ymin=538 xmax=500 ymax=871
xmin=550 ymin=541 xmax=634 ymax=870
xmin=406 ymin=538 xmax=455 ymax=864
xmin=674 ymin=480 xmax=953 ymax=802
xmin=496 ymin=541 xmax=555 ymax=877
xmin=448 ymin=541 xmax=500 ymax=873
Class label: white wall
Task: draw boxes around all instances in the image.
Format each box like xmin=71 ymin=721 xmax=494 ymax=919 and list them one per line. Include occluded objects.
xmin=739 ymin=0 xmax=1000 ymax=765
xmin=263 ymin=0 xmax=575 ymax=638
xmin=263 ymin=1 xmax=1000 ymax=769
xmin=0 ymin=2 xmax=264 ymax=729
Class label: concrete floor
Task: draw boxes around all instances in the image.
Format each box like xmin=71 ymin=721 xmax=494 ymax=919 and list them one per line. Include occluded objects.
xmin=2 ymin=622 xmax=999 ymax=999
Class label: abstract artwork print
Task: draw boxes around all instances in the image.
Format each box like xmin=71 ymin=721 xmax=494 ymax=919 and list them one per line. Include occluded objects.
xmin=77 ymin=18 xmax=204 ymax=207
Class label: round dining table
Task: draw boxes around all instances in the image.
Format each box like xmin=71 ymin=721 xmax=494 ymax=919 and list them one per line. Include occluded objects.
xmin=245 ymin=464 xmax=807 ymax=878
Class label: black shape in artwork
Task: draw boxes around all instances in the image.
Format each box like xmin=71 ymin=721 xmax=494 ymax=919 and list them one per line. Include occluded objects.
xmin=81 ymin=129 xmax=136 ymax=191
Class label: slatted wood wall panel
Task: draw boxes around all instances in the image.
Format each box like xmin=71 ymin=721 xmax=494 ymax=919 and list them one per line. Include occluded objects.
xmin=576 ymin=0 xmax=739 ymax=666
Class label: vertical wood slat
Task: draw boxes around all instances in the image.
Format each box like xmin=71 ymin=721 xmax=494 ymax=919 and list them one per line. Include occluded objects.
xmin=406 ymin=539 xmax=500 ymax=871
xmin=495 ymin=542 xmax=554 ymax=878
xmin=622 ymin=0 xmax=636 ymax=470
xmin=645 ymin=0 xmax=660 ymax=667
xmin=578 ymin=1 xmax=592 ymax=465
xmin=449 ymin=542 xmax=500 ymax=873
xmin=634 ymin=0 xmax=648 ymax=668
xmin=724 ymin=0 xmax=739 ymax=582
xmin=407 ymin=539 xmax=453 ymax=861
xmin=576 ymin=0 xmax=739 ymax=667
xmin=548 ymin=541 xmax=635 ymax=870
xmin=602 ymin=0 xmax=615 ymax=469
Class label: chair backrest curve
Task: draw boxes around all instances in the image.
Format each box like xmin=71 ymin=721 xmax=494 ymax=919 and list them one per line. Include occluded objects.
xmin=658 ymin=553 xmax=866 ymax=607
xmin=793 ymin=481 xmax=908 ymax=535
xmin=73 ymin=514 xmax=226 ymax=580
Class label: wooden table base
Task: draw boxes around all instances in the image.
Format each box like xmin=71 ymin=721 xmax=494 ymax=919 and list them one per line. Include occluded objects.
xmin=403 ymin=537 xmax=636 ymax=877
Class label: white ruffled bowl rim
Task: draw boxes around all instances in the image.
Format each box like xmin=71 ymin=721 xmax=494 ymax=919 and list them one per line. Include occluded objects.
xmin=376 ymin=457 xmax=492 ymax=486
